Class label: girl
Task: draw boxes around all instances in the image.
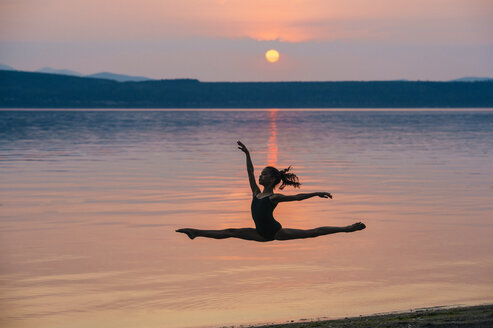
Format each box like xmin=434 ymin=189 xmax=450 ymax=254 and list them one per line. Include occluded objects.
xmin=176 ymin=141 xmax=366 ymax=242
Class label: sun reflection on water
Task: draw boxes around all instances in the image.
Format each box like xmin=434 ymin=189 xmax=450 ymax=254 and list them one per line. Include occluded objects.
xmin=267 ymin=109 xmax=278 ymax=166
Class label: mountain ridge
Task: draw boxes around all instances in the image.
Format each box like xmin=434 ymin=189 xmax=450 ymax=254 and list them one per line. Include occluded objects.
xmin=1 ymin=64 xmax=492 ymax=83
xmin=85 ymin=72 xmax=152 ymax=82
xmin=0 ymin=65 xmax=154 ymax=82
xmin=450 ymin=77 xmax=493 ymax=82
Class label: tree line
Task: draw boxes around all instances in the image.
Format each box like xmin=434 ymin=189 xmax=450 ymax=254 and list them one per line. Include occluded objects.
xmin=1 ymin=70 xmax=492 ymax=108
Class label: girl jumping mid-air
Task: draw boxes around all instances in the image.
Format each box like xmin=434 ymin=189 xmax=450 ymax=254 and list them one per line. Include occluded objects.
xmin=176 ymin=141 xmax=366 ymax=242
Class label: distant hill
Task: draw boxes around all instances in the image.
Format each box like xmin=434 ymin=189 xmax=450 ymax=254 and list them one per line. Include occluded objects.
xmin=450 ymin=77 xmax=493 ymax=82
xmin=1 ymin=70 xmax=493 ymax=108
xmin=37 ymin=67 xmax=83 ymax=76
xmin=86 ymin=72 xmax=152 ymax=82
xmin=0 ymin=64 xmax=16 ymax=71
xmin=36 ymin=67 xmax=152 ymax=82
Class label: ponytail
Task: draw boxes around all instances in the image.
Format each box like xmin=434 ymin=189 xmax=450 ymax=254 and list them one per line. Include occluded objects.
xmin=265 ymin=166 xmax=301 ymax=190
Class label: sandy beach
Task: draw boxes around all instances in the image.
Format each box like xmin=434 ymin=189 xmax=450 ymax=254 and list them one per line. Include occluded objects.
xmin=252 ymin=304 xmax=493 ymax=328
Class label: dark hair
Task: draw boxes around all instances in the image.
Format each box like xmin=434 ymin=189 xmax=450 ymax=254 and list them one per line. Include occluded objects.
xmin=264 ymin=166 xmax=301 ymax=190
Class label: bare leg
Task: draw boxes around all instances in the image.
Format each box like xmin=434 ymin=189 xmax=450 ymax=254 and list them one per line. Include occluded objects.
xmin=176 ymin=228 xmax=269 ymax=242
xmin=275 ymin=222 xmax=366 ymax=241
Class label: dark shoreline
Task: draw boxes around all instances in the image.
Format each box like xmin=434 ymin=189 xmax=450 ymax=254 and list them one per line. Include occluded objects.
xmin=2 ymin=70 xmax=493 ymax=108
xmin=248 ymin=304 xmax=493 ymax=328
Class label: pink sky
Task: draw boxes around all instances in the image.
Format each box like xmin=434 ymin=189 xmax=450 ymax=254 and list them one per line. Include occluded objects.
xmin=1 ymin=0 xmax=492 ymax=80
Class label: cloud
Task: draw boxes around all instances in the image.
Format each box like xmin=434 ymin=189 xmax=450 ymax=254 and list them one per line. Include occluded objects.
xmin=1 ymin=0 xmax=492 ymax=43
xmin=1 ymin=0 xmax=491 ymax=80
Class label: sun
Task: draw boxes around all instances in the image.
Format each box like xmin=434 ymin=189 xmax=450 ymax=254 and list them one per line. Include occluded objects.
xmin=265 ymin=49 xmax=280 ymax=63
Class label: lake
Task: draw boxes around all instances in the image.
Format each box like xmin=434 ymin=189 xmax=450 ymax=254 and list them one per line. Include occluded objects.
xmin=1 ymin=109 xmax=492 ymax=328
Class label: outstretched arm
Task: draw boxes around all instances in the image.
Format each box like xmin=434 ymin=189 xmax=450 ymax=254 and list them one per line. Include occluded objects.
xmin=272 ymin=192 xmax=332 ymax=203
xmin=237 ymin=141 xmax=261 ymax=195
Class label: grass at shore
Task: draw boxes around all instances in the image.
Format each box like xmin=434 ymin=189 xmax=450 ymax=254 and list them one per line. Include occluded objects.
xmin=251 ymin=304 xmax=493 ymax=328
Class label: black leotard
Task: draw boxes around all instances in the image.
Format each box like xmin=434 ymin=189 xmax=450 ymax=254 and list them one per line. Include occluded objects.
xmin=251 ymin=195 xmax=282 ymax=240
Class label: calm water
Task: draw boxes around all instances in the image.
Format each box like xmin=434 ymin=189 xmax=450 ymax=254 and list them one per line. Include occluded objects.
xmin=1 ymin=110 xmax=492 ymax=328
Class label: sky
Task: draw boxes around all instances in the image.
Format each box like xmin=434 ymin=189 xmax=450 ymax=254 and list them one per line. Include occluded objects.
xmin=1 ymin=0 xmax=492 ymax=81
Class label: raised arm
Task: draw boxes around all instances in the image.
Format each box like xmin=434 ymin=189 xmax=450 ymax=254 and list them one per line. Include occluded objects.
xmin=237 ymin=141 xmax=261 ymax=195
xmin=271 ymin=192 xmax=332 ymax=203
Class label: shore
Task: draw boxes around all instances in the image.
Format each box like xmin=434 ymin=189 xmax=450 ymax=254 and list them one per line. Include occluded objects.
xmin=250 ymin=304 xmax=493 ymax=328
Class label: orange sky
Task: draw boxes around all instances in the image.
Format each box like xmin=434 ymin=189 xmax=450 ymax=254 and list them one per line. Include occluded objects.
xmin=1 ymin=0 xmax=492 ymax=43
xmin=0 ymin=0 xmax=492 ymax=80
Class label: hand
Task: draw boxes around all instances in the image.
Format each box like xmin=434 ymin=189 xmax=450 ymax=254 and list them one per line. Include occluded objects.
xmin=317 ymin=192 xmax=333 ymax=199
xmin=237 ymin=140 xmax=249 ymax=154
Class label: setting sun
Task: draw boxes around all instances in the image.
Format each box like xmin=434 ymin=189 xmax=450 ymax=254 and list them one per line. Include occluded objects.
xmin=265 ymin=49 xmax=280 ymax=63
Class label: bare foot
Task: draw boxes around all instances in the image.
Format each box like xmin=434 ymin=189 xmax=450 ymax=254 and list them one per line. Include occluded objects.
xmin=345 ymin=222 xmax=366 ymax=232
xmin=176 ymin=228 xmax=198 ymax=240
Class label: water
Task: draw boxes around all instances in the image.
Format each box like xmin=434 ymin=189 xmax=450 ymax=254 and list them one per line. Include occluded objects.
xmin=1 ymin=110 xmax=492 ymax=328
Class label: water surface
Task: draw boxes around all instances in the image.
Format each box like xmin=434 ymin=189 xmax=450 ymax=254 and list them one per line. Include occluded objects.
xmin=1 ymin=110 xmax=492 ymax=328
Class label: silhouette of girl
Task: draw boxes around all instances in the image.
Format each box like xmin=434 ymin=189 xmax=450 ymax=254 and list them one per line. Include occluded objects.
xmin=176 ymin=141 xmax=366 ymax=242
